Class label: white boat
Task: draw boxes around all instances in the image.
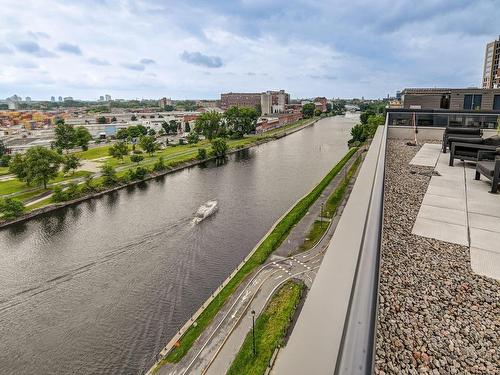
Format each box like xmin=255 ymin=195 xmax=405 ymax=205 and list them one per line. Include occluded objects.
xmin=193 ymin=200 xmax=218 ymax=223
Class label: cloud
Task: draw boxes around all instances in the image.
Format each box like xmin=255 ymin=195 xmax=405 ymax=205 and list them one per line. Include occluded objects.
xmin=0 ymin=45 xmax=13 ymax=54
xmin=28 ymin=31 xmax=50 ymax=40
xmin=14 ymin=41 xmax=55 ymax=57
xmin=180 ymin=51 xmax=223 ymax=68
xmin=57 ymin=42 xmax=82 ymax=55
xmin=88 ymin=57 xmax=111 ymax=66
xmin=140 ymin=58 xmax=156 ymax=65
xmin=121 ymin=62 xmax=145 ymax=71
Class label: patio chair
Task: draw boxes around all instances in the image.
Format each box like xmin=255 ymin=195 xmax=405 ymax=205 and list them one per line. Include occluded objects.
xmin=449 ymin=140 xmax=497 ymax=166
xmin=442 ymin=127 xmax=482 ymax=153
xmin=475 ymin=147 xmax=500 ymax=194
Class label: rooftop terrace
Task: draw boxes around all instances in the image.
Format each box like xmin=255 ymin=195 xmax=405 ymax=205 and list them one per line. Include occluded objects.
xmin=273 ymin=111 xmax=499 ymax=375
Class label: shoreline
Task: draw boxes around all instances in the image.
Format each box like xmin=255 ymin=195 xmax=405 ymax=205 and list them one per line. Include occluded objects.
xmin=0 ymin=117 xmax=320 ymax=229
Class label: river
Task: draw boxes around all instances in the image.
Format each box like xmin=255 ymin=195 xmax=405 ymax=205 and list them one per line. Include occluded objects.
xmin=0 ymin=114 xmax=358 ymax=374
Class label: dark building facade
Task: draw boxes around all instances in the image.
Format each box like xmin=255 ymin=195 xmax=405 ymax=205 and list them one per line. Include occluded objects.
xmin=401 ymin=88 xmax=500 ymax=111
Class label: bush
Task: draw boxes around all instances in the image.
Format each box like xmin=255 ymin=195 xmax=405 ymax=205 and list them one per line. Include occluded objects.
xmin=197 ymin=148 xmax=207 ymax=160
xmin=133 ymin=149 xmax=143 ymax=154
xmin=153 ymin=156 xmax=166 ymax=171
xmin=65 ymin=183 xmax=80 ymax=200
xmin=52 ymin=185 xmax=67 ymax=202
xmin=179 ymin=138 xmax=185 ymax=145
xmin=0 ymin=198 xmax=25 ymax=219
xmin=128 ymin=166 xmax=148 ymax=180
xmin=210 ymin=138 xmax=228 ymax=158
xmin=187 ymin=133 xmax=199 ymax=144
xmin=130 ymin=154 xmax=144 ymax=164
xmin=0 ymin=154 xmax=11 ymax=167
xmin=101 ymin=164 xmax=118 ymax=186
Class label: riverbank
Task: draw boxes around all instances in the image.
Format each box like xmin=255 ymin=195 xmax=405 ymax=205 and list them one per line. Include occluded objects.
xmin=147 ymin=145 xmax=361 ymax=374
xmin=0 ymin=116 xmax=322 ymax=228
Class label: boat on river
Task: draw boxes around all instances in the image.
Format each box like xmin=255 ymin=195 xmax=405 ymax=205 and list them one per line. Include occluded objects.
xmin=193 ymin=200 xmax=218 ymax=223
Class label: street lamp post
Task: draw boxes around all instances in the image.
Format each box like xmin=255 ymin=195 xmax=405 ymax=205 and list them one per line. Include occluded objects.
xmin=251 ymin=310 xmax=256 ymax=357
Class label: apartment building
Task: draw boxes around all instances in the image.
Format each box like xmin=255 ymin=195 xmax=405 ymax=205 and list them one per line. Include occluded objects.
xmin=220 ymin=92 xmax=261 ymax=110
xmin=260 ymin=90 xmax=290 ymax=115
xmin=482 ymin=36 xmax=500 ymax=89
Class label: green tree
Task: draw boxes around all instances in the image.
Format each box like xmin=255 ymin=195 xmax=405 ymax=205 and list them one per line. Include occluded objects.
xmin=197 ymin=148 xmax=207 ymax=160
xmin=0 ymin=139 xmax=6 ymax=157
xmin=139 ymin=135 xmax=157 ymax=156
xmin=109 ymin=141 xmax=129 ymax=162
xmin=131 ymin=115 xmax=137 ymax=121
xmin=130 ymin=154 xmax=144 ymax=165
xmin=302 ymin=103 xmax=316 ymax=118
xmin=136 ymin=124 xmax=148 ymax=136
xmin=16 ymin=146 xmax=63 ymax=189
xmin=0 ymin=198 xmax=24 ymax=219
xmin=147 ymin=128 xmax=156 ymax=136
xmin=9 ymin=153 xmax=29 ymax=184
xmin=52 ymin=185 xmax=68 ymax=203
xmin=314 ymin=109 xmax=322 ymax=117
xmin=116 ymin=128 xmax=129 ymax=140
xmin=100 ymin=164 xmax=117 ymax=186
xmin=97 ymin=116 xmax=107 ymax=124
xmin=62 ymin=155 xmax=81 ymax=175
xmin=225 ymin=106 xmax=258 ymax=137
xmin=74 ymin=126 xmax=92 ymax=150
xmin=185 ymin=122 xmax=191 ymax=132
xmin=360 ymin=110 xmax=376 ymax=125
xmin=187 ymin=132 xmax=200 ymax=144
xmin=195 ymin=111 xmax=223 ymax=140
xmin=54 ymin=120 xmax=75 ymax=152
xmin=158 ymin=128 xmax=166 ymax=137
xmin=210 ymin=138 xmax=228 ymax=157
xmin=111 ymin=116 xmax=117 ymax=122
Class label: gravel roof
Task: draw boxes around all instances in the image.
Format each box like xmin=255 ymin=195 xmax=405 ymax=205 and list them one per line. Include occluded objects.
xmin=376 ymin=140 xmax=499 ymax=374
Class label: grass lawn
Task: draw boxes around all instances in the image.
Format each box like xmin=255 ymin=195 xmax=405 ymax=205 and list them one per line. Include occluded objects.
xmin=227 ymin=280 xmax=304 ymax=375
xmin=74 ymin=144 xmax=112 ymax=160
xmin=0 ymin=167 xmax=10 ymax=176
xmin=323 ymin=155 xmax=362 ymax=218
xmin=157 ymin=147 xmax=358 ymax=367
xmin=27 ymin=196 xmax=53 ymax=210
xmin=299 ymin=220 xmax=328 ymax=252
xmin=0 ymin=171 xmax=90 ymax=197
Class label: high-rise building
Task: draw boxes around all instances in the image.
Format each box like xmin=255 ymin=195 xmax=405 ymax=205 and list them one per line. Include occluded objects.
xmin=260 ymin=90 xmax=290 ymax=115
xmin=25 ymin=96 xmax=31 ymax=102
xmin=99 ymin=95 xmax=104 ymax=101
xmin=105 ymin=94 xmax=111 ymax=101
xmin=482 ymin=36 xmax=500 ymax=89
xmin=58 ymin=96 xmax=63 ymax=102
xmin=51 ymin=96 xmax=55 ymax=102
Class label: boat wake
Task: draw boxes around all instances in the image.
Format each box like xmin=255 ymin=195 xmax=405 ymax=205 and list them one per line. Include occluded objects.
xmin=192 ymin=200 xmax=218 ymax=224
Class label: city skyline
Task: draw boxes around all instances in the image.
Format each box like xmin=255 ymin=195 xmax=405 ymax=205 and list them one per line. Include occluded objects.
xmin=0 ymin=0 xmax=499 ymax=100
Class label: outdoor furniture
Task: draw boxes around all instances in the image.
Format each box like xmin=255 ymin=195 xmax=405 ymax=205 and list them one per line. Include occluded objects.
xmin=475 ymin=147 xmax=500 ymax=193
xmin=442 ymin=127 xmax=482 ymax=153
xmin=449 ymin=141 xmax=498 ymax=166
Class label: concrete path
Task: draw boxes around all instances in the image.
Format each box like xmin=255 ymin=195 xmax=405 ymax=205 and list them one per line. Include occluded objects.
xmin=155 ymin=149 xmax=364 ymax=375
xmin=411 ymin=146 xmax=500 ymax=280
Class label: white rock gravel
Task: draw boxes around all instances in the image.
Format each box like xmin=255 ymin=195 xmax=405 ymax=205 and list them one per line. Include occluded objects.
xmin=375 ymin=140 xmax=499 ymax=375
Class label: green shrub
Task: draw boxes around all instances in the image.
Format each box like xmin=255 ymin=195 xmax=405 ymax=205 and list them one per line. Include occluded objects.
xmin=153 ymin=156 xmax=166 ymax=172
xmin=0 ymin=198 xmax=24 ymax=219
xmin=197 ymin=148 xmax=207 ymax=160
xmin=52 ymin=185 xmax=67 ymax=202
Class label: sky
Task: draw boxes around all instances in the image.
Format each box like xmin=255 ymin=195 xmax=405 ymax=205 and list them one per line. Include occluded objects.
xmin=0 ymin=0 xmax=499 ymax=100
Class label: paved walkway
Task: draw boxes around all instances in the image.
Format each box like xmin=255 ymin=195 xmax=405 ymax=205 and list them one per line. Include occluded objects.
xmin=154 ymin=149 xmax=364 ymax=375
xmin=411 ymin=144 xmax=500 ymax=280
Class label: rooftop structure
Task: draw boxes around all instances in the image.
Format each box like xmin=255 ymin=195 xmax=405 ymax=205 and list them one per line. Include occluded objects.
xmin=401 ymin=87 xmax=500 ymax=111
xmin=220 ymin=92 xmax=261 ymax=110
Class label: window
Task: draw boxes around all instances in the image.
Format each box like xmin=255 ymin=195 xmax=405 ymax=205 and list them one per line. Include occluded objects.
xmin=463 ymin=95 xmax=473 ymax=110
xmin=493 ymin=95 xmax=500 ymax=110
xmin=440 ymin=94 xmax=450 ymax=109
xmin=463 ymin=94 xmax=482 ymax=110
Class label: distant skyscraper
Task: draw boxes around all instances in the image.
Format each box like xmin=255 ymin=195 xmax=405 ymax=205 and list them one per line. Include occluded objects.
xmin=58 ymin=96 xmax=63 ymax=102
xmin=105 ymin=94 xmax=111 ymax=101
xmin=483 ymin=36 xmax=500 ymax=89
xmin=99 ymin=95 xmax=104 ymax=101
xmin=51 ymin=96 xmax=55 ymax=102
xmin=25 ymin=96 xmax=31 ymax=102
